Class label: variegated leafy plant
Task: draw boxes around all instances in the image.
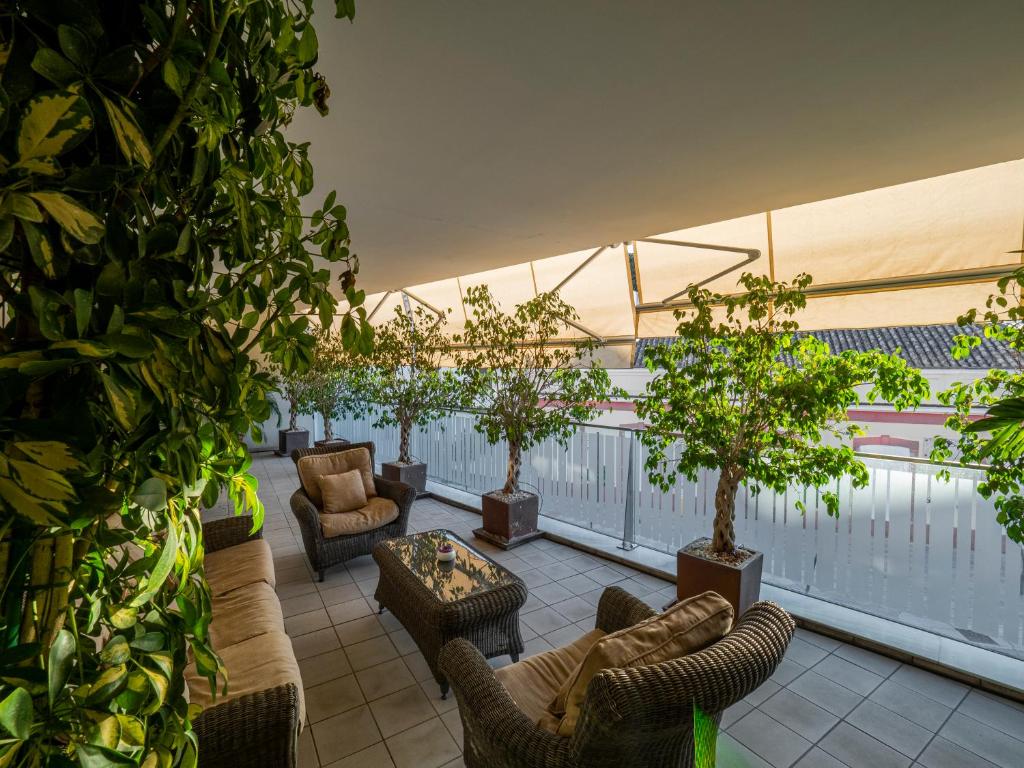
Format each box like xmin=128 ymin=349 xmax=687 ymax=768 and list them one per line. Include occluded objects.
xmin=0 ymin=1 xmax=367 ymax=765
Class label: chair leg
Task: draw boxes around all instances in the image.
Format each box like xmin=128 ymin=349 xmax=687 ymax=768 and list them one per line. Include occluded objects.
xmin=318 ymin=569 xmax=325 ymax=583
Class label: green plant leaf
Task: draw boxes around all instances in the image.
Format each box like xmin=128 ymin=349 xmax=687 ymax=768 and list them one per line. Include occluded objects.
xmin=101 ymin=96 xmax=152 ymax=169
xmin=48 ymin=629 xmax=76 ymax=706
xmin=17 ymin=87 xmax=93 ymax=161
xmin=0 ymin=688 xmax=32 ymax=740
xmin=132 ymin=477 xmax=167 ymax=512
xmin=22 ymin=221 xmax=58 ymax=278
xmin=73 ymin=288 xmax=92 ymax=335
xmin=15 ymin=441 xmax=83 ymax=472
xmin=131 ymin=522 xmax=177 ymax=606
xmin=31 ymin=48 xmax=79 ymax=86
xmin=77 ymin=743 xmax=137 ymax=768
xmin=99 ymin=636 xmax=131 ymax=666
xmin=29 ymin=191 xmax=105 ymax=244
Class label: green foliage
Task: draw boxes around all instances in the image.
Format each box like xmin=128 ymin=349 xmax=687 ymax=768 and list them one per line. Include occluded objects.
xmin=359 ymin=305 xmax=458 ymax=463
xmin=459 ymin=286 xmax=618 ymax=495
xmin=297 ymin=326 xmax=365 ymax=440
xmin=0 ymin=0 xmax=366 ymax=764
xmin=930 ymin=268 xmax=1024 ymax=543
xmin=636 ymin=273 xmax=929 ymax=553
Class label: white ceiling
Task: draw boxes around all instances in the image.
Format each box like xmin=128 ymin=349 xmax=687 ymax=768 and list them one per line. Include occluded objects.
xmin=292 ymin=1 xmax=1024 ymax=294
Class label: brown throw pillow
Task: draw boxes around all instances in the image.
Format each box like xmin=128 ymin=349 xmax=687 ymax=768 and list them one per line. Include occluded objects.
xmin=548 ymin=590 xmax=734 ymax=736
xmin=319 ymin=469 xmax=368 ymax=514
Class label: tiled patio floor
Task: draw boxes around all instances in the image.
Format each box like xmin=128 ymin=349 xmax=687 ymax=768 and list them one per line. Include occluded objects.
xmin=232 ymin=454 xmax=1024 ymax=767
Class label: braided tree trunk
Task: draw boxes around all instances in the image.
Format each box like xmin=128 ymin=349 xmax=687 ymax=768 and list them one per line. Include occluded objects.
xmin=398 ymin=418 xmax=412 ymax=464
xmin=712 ymin=466 xmax=741 ymax=554
xmin=503 ymin=441 xmax=521 ymax=495
xmin=288 ymin=395 xmax=299 ymax=431
xmin=321 ymin=411 xmax=333 ymax=441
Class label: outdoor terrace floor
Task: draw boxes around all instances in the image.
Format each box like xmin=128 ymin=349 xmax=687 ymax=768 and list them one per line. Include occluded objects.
xmin=211 ymin=453 xmax=1024 ymax=767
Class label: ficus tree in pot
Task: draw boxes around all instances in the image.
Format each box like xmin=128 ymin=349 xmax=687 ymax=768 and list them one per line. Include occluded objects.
xmin=357 ymin=304 xmax=458 ymax=493
xmin=459 ymin=285 xmax=618 ymax=548
xmin=273 ymin=360 xmax=314 ymax=454
xmin=300 ymin=325 xmax=363 ymax=444
xmin=0 ymin=0 xmax=367 ymax=764
xmin=636 ymin=273 xmax=928 ymax=614
xmin=930 ymin=266 xmax=1024 ymax=543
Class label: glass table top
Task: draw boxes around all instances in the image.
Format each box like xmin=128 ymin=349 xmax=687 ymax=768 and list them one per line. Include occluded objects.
xmin=381 ymin=529 xmax=520 ymax=603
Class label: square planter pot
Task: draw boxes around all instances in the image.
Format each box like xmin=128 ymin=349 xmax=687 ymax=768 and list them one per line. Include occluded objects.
xmin=676 ymin=537 xmax=763 ymax=620
xmin=277 ymin=429 xmax=309 ymax=456
xmin=474 ymin=491 xmax=543 ymax=549
xmin=314 ymin=438 xmax=350 ymax=449
xmin=382 ymin=461 xmax=428 ymax=495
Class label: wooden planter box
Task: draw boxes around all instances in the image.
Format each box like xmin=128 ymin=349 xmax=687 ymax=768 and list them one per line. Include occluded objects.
xmin=676 ymin=537 xmax=763 ymax=620
xmin=382 ymin=461 xmax=428 ymax=495
xmin=474 ymin=491 xmax=543 ymax=549
xmin=277 ymin=429 xmax=309 ymax=456
xmin=314 ymin=438 xmax=350 ymax=449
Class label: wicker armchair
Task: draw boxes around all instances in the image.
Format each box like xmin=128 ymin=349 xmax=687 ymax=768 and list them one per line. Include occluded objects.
xmin=289 ymin=442 xmax=416 ymax=581
xmin=194 ymin=516 xmax=302 ymax=768
xmin=439 ymin=586 xmax=795 ymax=768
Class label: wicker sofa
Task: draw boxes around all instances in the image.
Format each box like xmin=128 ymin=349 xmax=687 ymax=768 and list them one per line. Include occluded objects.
xmin=188 ymin=515 xmax=303 ymax=768
xmin=439 ymin=586 xmax=795 ymax=768
xmin=289 ymin=442 xmax=416 ymax=581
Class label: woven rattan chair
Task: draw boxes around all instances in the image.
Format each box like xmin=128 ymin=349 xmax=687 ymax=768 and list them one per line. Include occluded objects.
xmin=289 ymin=442 xmax=416 ymax=581
xmin=439 ymin=586 xmax=795 ymax=768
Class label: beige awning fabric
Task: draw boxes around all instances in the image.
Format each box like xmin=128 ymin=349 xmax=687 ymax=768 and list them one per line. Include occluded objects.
xmin=345 ymin=158 xmax=1023 ymax=354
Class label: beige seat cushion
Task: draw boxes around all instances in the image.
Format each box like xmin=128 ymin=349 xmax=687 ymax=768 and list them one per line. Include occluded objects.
xmin=297 ymin=448 xmax=376 ymax=507
xmin=319 ymin=496 xmax=399 ymax=537
xmin=186 ymin=630 xmax=305 ymax=727
xmin=550 ymin=591 xmax=733 ymax=736
xmin=204 ymin=539 xmax=276 ymax=597
xmin=495 ymin=629 xmax=606 ymax=732
xmin=320 ymin=469 xmax=368 ymax=514
xmin=209 ymin=581 xmax=285 ymax=648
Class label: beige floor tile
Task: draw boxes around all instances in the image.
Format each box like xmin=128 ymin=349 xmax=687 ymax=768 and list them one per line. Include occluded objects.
xmin=323 ymin=743 xmax=394 ymax=768
xmin=401 ymin=651 xmax=435 ymax=683
xmin=299 ymin=647 xmax=353 ymax=688
xmin=312 ymin=705 xmax=381 ymax=765
xmin=386 ymin=718 xmax=461 ymax=768
xmin=286 ymin=608 xmax=333 ymax=637
xmin=328 ymin=597 xmax=374 ymax=626
xmin=346 ymin=634 xmax=399 ymax=671
xmin=441 ymin=708 xmax=463 ymax=747
xmin=319 ymin=582 xmax=363 ymax=607
xmin=369 ymin=684 xmax=437 ymax=737
xmin=281 ymin=592 xmax=326 ymax=618
xmin=292 ymin=627 xmax=342 ymax=660
xmin=388 ymin=628 xmax=418 ymax=656
xmin=357 ymin=658 xmax=417 ymax=701
xmin=335 ymin=615 xmax=386 ymax=646
xmin=306 ymin=673 xmax=365 ymax=723
xmin=298 ymin=726 xmax=318 ymax=768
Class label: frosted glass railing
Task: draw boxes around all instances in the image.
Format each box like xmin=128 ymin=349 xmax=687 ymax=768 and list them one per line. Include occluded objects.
xmin=331 ymin=409 xmax=1023 ymax=658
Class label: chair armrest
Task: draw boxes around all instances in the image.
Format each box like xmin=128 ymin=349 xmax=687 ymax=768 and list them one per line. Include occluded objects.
xmin=193 ymin=683 xmax=301 ymax=768
xmin=289 ymin=489 xmax=323 ymax=544
xmin=580 ymin=601 xmax=795 ymax=734
xmin=594 ymin=586 xmax=657 ymax=633
xmin=373 ymin=475 xmax=415 ymax=526
xmin=203 ymin=516 xmax=261 ymax=553
xmin=438 ymin=639 xmax=573 ymax=767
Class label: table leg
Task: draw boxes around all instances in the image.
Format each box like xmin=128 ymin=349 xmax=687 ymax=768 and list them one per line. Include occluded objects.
xmin=440 ymin=680 xmax=449 ymax=700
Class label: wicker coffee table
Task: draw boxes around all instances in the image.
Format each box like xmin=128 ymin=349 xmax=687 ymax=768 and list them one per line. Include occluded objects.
xmin=372 ymin=529 xmax=527 ymax=698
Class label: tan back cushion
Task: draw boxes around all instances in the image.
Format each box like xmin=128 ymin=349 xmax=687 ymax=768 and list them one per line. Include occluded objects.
xmin=549 ymin=591 xmax=733 ymax=736
xmin=297 ymin=448 xmax=376 ymax=507
xmin=321 ymin=469 xmax=368 ymax=514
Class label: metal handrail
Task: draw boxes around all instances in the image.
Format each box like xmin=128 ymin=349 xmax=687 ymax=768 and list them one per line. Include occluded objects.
xmin=353 ymin=402 xmax=989 ymax=473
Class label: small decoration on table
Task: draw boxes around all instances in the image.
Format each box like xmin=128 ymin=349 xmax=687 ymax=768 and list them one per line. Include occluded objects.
xmin=436 ymin=540 xmax=456 ymax=563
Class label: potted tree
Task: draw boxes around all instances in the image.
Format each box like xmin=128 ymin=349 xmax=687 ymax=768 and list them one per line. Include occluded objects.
xmin=636 ymin=273 xmax=929 ymax=617
xmin=460 ymin=285 xmax=618 ymax=548
xmin=275 ymin=366 xmax=312 ymax=456
xmin=303 ymin=327 xmax=358 ymax=447
xmin=360 ymin=304 xmax=457 ymax=494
